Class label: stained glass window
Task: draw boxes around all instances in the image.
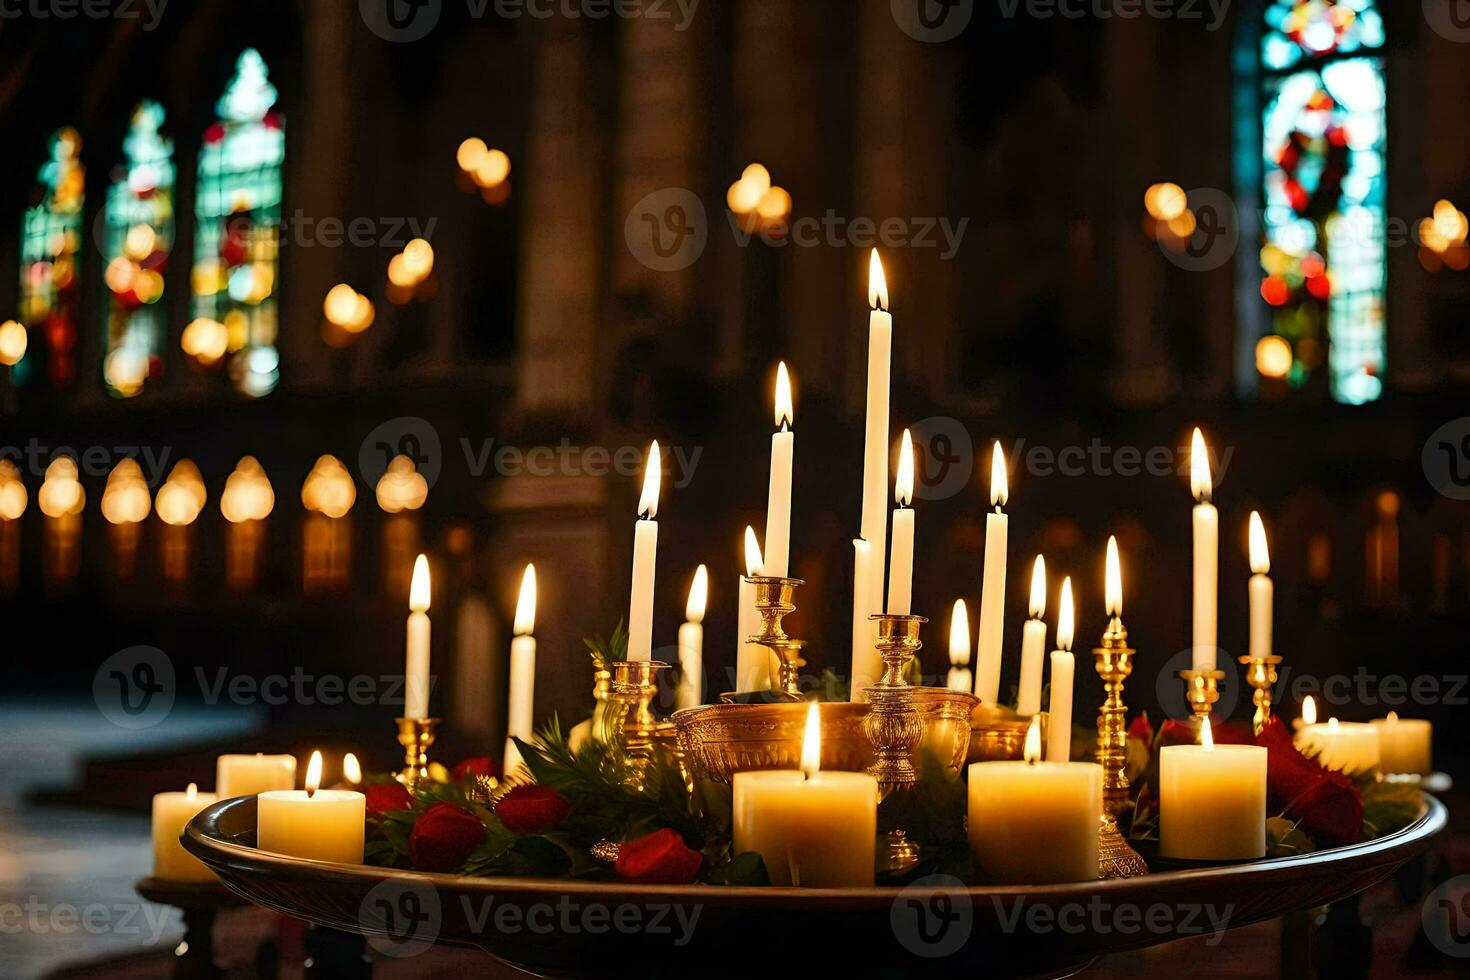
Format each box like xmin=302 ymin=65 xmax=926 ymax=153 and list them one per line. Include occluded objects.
xmin=191 ymin=49 xmax=284 ymax=397
xmin=102 ymin=101 xmax=174 ymax=398
xmin=1251 ymin=0 xmax=1386 ymax=404
xmin=20 ymin=128 xmax=85 ymax=388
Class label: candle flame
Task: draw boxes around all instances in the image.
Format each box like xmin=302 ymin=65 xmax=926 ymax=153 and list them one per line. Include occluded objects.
xmin=1387 ymin=710 xmax=1398 ymax=723
xmin=743 ymin=526 xmax=764 ymax=578
xmin=638 ymin=441 xmax=662 ymax=519
xmin=1105 ymin=536 xmax=1122 ymax=618
xmin=1024 ymin=714 xmax=1042 ymax=765
xmin=895 ymin=429 xmax=914 ymax=507
xmin=990 ymin=442 xmax=1009 ymax=508
xmin=948 ymin=598 xmax=971 ymax=666
xmin=1057 ymin=576 xmax=1075 ymax=651
xmin=1249 ymin=511 xmax=1270 ymax=575
xmin=1328 ymin=717 xmax=1339 ymax=732
xmin=1201 ymin=715 xmax=1215 ymax=750
xmin=514 ymin=563 xmax=537 ymax=636
xmin=1302 ymin=695 xmax=1317 ymax=726
xmin=409 ymin=554 xmax=431 ymax=612
xmin=1190 ymin=428 xmax=1212 ymax=503
xmin=774 ymin=362 xmax=793 ymax=429
xmin=800 ymin=700 xmax=821 ymax=779
xmin=867 ymin=248 xmax=888 ymax=311
xmin=305 ymin=750 xmax=323 ymax=798
xmin=686 ymin=564 xmax=708 ymax=623
xmin=186 ymin=782 xmax=197 ymax=800
xmin=1028 ymin=555 xmax=1047 ymax=619
xmin=342 ymin=753 xmax=362 ymax=786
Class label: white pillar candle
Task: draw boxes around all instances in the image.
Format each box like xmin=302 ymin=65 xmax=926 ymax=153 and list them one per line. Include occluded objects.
xmin=733 ymin=702 xmax=878 ymax=886
xmin=887 ymin=429 xmax=916 ymax=615
xmin=850 ymin=538 xmax=883 ymax=699
xmin=946 ymin=598 xmax=973 ymax=693
xmin=1373 ymin=713 xmax=1433 ymax=776
xmin=1190 ymin=428 xmax=1218 ymax=672
xmin=677 ymin=565 xmax=707 ymax=710
xmin=859 ymin=250 xmax=891 ymax=597
xmin=736 ymin=527 xmax=768 ymax=693
xmin=1248 ymin=511 xmax=1273 ymax=659
xmin=627 ymin=441 xmax=661 ymax=662
xmin=1160 ymin=718 xmax=1267 ymax=860
xmin=975 ymin=442 xmax=1009 ymax=705
xmin=405 ymin=554 xmax=432 ymax=719
xmin=151 ymin=783 xmax=219 ymax=882
xmin=216 ymin=753 xmax=296 ymax=799
xmin=764 ymin=363 xmax=795 ymax=578
xmin=968 ymin=717 xmax=1101 ymax=884
xmin=1016 ymin=555 xmax=1048 ymax=716
xmin=256 ymin=752 xmax=365 ymax=865
xmin=1046 ymin=577 xmax=1075 ymax=762
xmin=1295 ymin=717 xmax=1381 ymax=774
xmin=503 ymin=563 xmax=537 ymax=774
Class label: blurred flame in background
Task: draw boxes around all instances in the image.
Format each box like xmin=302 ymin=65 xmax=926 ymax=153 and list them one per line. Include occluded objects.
xmin=726 ymin=163 xmax=792 ymax=235
xmin=457 ymin=138 xmax=511 ymax=206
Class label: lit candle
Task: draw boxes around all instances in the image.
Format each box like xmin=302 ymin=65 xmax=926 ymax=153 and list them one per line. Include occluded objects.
xmin=1016 ymin=555 xmax=1047 ymax=716
xmin=850 ymin=538 xmax=882 ymax=698
xmin=1248 ymin=511 xmax=1273 ymax=659
xmin=887 ymin=429 xmax=916 ymax=615
xmin=256 ymin=751 xmax=366 ymax=865
xmin=737 ymin=528 xmax=768 ymax=693
xmin=1046 ymin=577 xmax=1075 ymax=762
xmin=405 ymin=554 xmax=432 ymax=719
xmin=946 ymin=599 xmax=973 ymax=693
xmin=975 ymin=442 xmax=1009 ymax=705
xmin=677 ymin=565 xmax=708 ymax=710
xmin=151 ymin=783 xmax=219 ymax=882
xmin=1190 ymin=428 xmax=1218 ymax=672
xmin=1296 ymin=716 xmax=1381 ymax=774
xmin=764 ymin=363 xmax=795 ymax=578
xmin=628 ymin=441 xmax=661 ymax=662
xmin=216 ymin=753 xmax=296 ymax=799
xmin=503 ymin=563 xmax=537 ymax=774
xmin=968 ymin=716 xmax=1102 ymax=883
xmin=1372 ymin=712 xmax=1433 ymax=776
xmin=733 ymin=702 xmax=879 ymax=886
xmin=852 ymin=250 xmax=891 ymax=698
xmin=1160 ymin=717 xmax=1267 ymax=860
xmin=341 ymin=753 xmax=362 ymax=788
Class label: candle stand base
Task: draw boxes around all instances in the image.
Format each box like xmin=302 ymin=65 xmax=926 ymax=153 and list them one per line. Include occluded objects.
xmin=747 ymin=576 xmax=807 ymax=699
xmin=1239 ymin=654 xmax=1283 ymax=735
xmin=1177 ymin=669 xmax=1226 ymax=727
xmin=1098 ymin=817 xmax=1149 ymax=879
xmin=601 ymin=660 xmax=670 ymax=790
xmin=882 ymin=828 xmax=921 ymax=875
xmin=393 ymin=717 xmax=440 ymax=791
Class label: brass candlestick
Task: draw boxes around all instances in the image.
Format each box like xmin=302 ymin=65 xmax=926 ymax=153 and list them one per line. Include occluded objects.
xmin=863 ymin=613 xmax=927 ymax=875
xmin=1239 ymin=653 xmax=1283 ymax=734
xmin=1094 ymin=616 xmax=1148 ymax=879
xmin=747 ymin=576 xmax=806 ymax=697
xmin=599 ymin=660 xmax=669 ymax=789
xmin=394 ymin=717 xmax=440 ymax=790
xmin=1177 ymin=668 xmax=1226 ymax=726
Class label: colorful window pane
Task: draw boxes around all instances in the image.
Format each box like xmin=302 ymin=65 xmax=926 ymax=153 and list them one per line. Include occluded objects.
xmin=102 ymin=101 xmax=174 ymax=398
xmin=1253 ymin=0 xmax=1386 ymax=404
xmin=191 ymin=49 xmax=284 ymax=398
xmin=20 ymin=128 xmax=85 ymax=388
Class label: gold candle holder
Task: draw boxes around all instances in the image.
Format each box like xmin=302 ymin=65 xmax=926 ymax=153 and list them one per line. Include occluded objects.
xmin=394 ymin=717 xmax=440 ymax=790
xmin=1177 ymin=668 xmax=1226 ymax=726
xmin=862 ymin=614 xmax=927 ymax=791
xmin=1094 ymin=616 xmax=1148 ymax=879
xmin=747 ymin=576 xmax=806 ymax=698
xmin=600 ymin=660 xmax=669 ymax=789
xmin=1238 ymin=653 xmax=1283 ymax=734
xmin=968 ymin=704 xmax=1046 ymax=763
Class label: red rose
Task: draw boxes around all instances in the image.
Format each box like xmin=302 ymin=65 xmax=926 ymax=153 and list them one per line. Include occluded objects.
xmin=494 ymin=786 xmax=570 ymax=835
xmin=616 ymin=828 xmax=703 ymax=884
xmin=363 ymin=780 xmax=413 ymax=816
xmin=1127 ymin=711 xmax=1154 ymax=746
xmin=1255 ymin=718 xmax=1362 ymax=846
xmin=452 ymin=757 xmax=498 ymax=782
xmin=410 ymin=803 xmax=486 ymax=872
xmin=1156 ymin=715 xmax=1253 ymax=748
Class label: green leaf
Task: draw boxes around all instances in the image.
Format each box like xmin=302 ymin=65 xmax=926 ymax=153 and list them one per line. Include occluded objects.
xmin=1266 ymin=815 xmax=1315 ymax=856
xmin=716 ymin=851 xmax=771 ymax=886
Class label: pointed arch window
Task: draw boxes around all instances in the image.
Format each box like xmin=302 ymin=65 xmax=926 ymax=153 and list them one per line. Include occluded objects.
xmin=191 ymin=49 xmax=284 ymax=397
xmin=20 ymin=128 xmax=85 ymax=388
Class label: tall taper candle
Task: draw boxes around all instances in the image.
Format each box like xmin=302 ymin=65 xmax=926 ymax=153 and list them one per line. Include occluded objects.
xmin=503 ymin=563 xmax=537 ymax=773
xmin=628 ymin=441 xmax=661 ymax=662
xmin=1016 ymin=555 xmax=1048 ymax=716
xmin=405 ymin=555 xmax=431 ymax=719
xmin=1248 ymin=511 xmax=1273 ymax=659
xmin=1047 ymin=577 xmax=1076 ymax=762
xmin=859 ymin=249 xmax=892 ymax=573
xmin=887 ymin=429 xmax=916 ymax=615
xmin=947 ymin=599 xmax=973 ymax=693
xmin=677 ymin=565 xmax=707 ymax=710
xmin=764 ymin=363 xmax=795 ymax=578
xmin=1190 ymin=428 xmax=1218 ymax=672
xmin=976 ymin=442 xmax=1010 ymax=705
xmin=850 ymin=538 xmax=882 ymax=698
xmin=737 ymin=528 xmax=767 ymax=693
